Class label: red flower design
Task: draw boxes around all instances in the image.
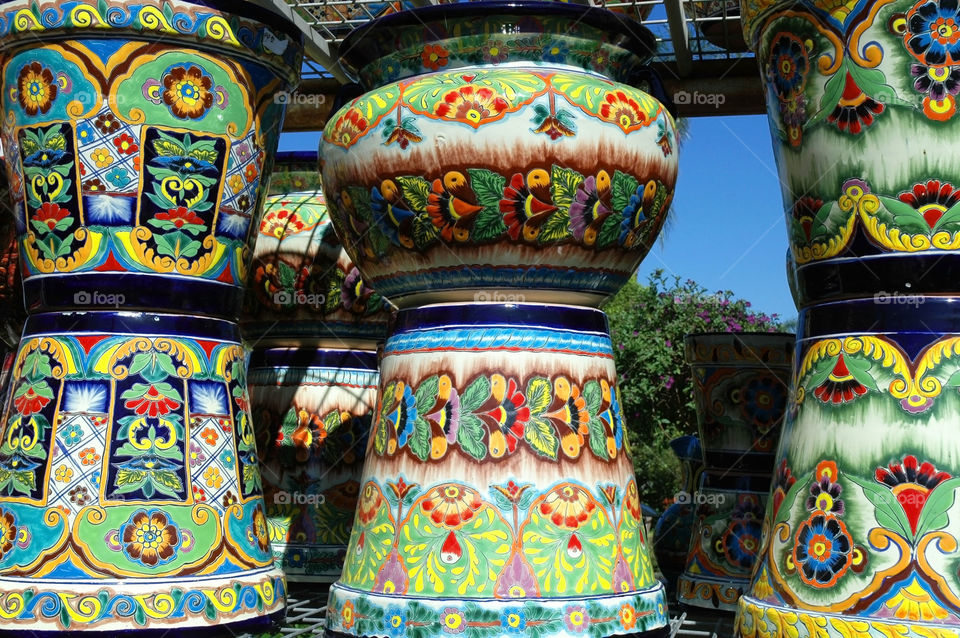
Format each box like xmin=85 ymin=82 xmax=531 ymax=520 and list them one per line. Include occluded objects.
xmin=113 ymin=133 xmax=139 ymax=155
xmin=13 ymin=386 xmax=50 ymax=415
xmin=124 ymin=385 xmax=180 ymax=417
xmin=32 ymin=202 xmax=69 ymax=232
xmin=155 ymin=207 xmax=204 ymax=229
xmin=421 ymin=44 xmax=449 ymax=71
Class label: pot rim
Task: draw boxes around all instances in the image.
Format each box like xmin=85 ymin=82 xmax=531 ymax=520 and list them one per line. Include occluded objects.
xmin=339 ymin=1 xmax=656 ymax=79
xmin=684 ymin=331 xmax=795 ymax=339
xmin=0 ymin=0 xmax=304 ymax=45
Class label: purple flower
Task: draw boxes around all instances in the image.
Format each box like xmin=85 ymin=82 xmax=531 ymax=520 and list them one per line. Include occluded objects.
xmin=564 ymin=605 xmax=590 ymax=634
xmin=612 ymin=555 xmax=635 ymax=592
xmin=664 ymin=339 xmax=672 ymax=348
xmin=665 ymin=376 xmax=675 ymax=390
xmin=495 ymin=553 xmax=537 ymax=598
xmin=728 ymin=321 xmax=743 ymax=331
xmin=373 ymin=552 xmax=409 ymax=594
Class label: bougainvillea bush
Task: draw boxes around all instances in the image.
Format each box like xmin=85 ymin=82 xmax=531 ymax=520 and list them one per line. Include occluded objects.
xmin=604 ymin=270 xmax=784 ymax=510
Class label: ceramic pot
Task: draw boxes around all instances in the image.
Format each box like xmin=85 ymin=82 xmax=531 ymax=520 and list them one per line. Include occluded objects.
xmin=243 ymin=152 xmax=390 ymax=582
xmin=0 ymin=0 xmax=302 ymax=632
xmin=737 ymin=0 xmax=960 ymax=633
xmin=325 ymin=303 xmax=670 ymax=638
xmin=677 ymin=333 xmax=793 ymax=612
xmin=652 ymin=435 xmax=702 ymax=598
xmin=319 ymin=3 xmax=677 ymax=635
xmin=319 ymin=1 xmax=678 ymax=309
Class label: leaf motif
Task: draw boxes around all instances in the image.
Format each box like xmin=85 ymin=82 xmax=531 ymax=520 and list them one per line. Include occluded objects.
xmin=844 ymin=355 xmax=879 ymax=392
xmin=396 ymin=176 xmax=431 ymax=214
xmin=877 ymin=196 xmax=931 ymax=235
xmin=409 ymin=417 xmax=431 ymax=460
xmin=456 ymin=413 xmax=486 ymax=461
xmin=414 ymin=376 xmax=439 ymax=413
xmin=611 ymin=170 xmax=640 ymax=214
xmin=847 ymin=474 xmax=913 ymax=541
xmin=524 ymin=415 xmax=559 ymax=459
xmin=915 ymin=477 xmax=960 ymax=537
xmin=526 ymin=377 xmax=552 ymax=415
xmin=187 ymin=148 xmax=219 ymax=164
xmin=550 ymin=165 xmax=583 ymax=212
xmin=152 ymin=138 xmax=186 ymax=158
xmin=587 ymin=418 xmax=609 ymax=460
xmin=45 ymin=134 xmax=66 ymax=151
xmin=412 ymin=215 xmax=439 ymax=248
xmin=538 ymin=210 xmax=571 ymax=243
xmin=116 ymin=468 xmax=147 ymax=487
xmin=460 ymin=376 xmax=490 ymax=412
xmin=582 ymin=380 xmax=602 ymax=414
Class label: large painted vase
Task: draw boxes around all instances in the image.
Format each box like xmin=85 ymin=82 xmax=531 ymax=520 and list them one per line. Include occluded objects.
xmin=652 ymin=435 xmax=702 ymax=598
xmin=0 ymin=0 xmax=302 ymax=633
xmin=318 ymin=2 xmax=678 ymax=636
xmin=736 ymin=0 xmax=960 ymax=634
xmin=244 ymin=152 xmax=390 ymax=582
xmin=678 ymin=333 xmax=793 ymax=612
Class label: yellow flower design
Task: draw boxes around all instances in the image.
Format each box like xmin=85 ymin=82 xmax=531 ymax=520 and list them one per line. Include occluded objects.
xmin=55 ymin=464 xmax=73 ymax=482
xmin=228 ymin=174 xmax=243 ymax=193
xmin=885 ymin=578 xmax=949 ymax=621
xmin=203 ymin=466 xmax=222 ymax=489
xmin=91 ymin=148 xmax=114 ymax=169
xmin=162 ymin=65 xmax=214 ymax=120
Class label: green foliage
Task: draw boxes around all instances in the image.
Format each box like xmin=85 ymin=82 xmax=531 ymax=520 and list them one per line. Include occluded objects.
xmin=604 ymin=270 xmax=785 ymax=510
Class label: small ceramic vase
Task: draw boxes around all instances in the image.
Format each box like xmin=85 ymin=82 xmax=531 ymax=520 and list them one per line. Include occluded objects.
xmin=652 ymin=435 xmax=703 ymax=598
xmin=737 ymin=0 xmax=960 ymax=633
xmin=0 ymin=0 xmax=302 ymax=632
xmin=677 ymin=333 xmax=794 ymax=612
xmin=318 ymin=2 xmax=678 ymax=636
xmin=243 ymin=152 xmax=390 ymax=582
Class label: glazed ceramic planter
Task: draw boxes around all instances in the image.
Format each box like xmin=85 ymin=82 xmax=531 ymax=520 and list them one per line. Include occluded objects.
xmin=678 ymin=333 xmax=793 ymax=612
xmin=243 ymin=152 xmax=390 ymax=582
xmin=0 ymin=0 xmax=302 ymax=633
xmin=320 ymin=2 xmax=678 ymax=309
xmin=651 ymin=435 xmax=702 ymax=597
xmin=319 ymin=2 xmax=677 ymax=636
xmin=736 ymin=0 xmax=960 ymax=634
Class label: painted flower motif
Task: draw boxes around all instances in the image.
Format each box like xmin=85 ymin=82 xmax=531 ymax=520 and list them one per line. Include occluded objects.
xmin=14 ymin=384 xmax=51 ymax=414
xmin=533 ymin=113 xmax=576 ymax=140
xmin=780 ymin=93 xmax=807 ymax=146
xmin=807 ymin=460 xmax=845 ymax=514
xmin=826 ymin=73 xmax=884 ymax=134
xmin=876 ymin=454 xmax=950 ymax=534
xmin=341 ymin=267 xmax=376 ymax=314
xmin=793 ymin=513 xmax=853 ymax=587
xmin=620 ymin=181 xmax=662 ymax=246
xmin=331 ymin=107 xmax=369 ymax=147
xmin=742 ymin=374 xmax=787 ymax=430
xmin=112 ymin=133 xmax=139 ymax=155
xmin=906 ymin=0 xmax=960 ymax=65
xmin=500 ymin=608 xmax=526 ymax=633
xmin=200 ymin=427 xmax=219 ymax=446
xmin=426 ymin=171 xmax=483 ymax=242
xmin=440 ymin=607 xmax=466 ymax=634
xmin=192 ymin=485 xmax=207 ymax=502
xmin=501 ymin=169 xmax=556 ymax=242
xmin=31 ymin=202 xmax=70 ymax=233
xmin=435 ymin=85 xmax=509 ymax=126
xmin=69 ymin=485 xmax=89 ymax=506
xmin=538 ymin=484 xmax=596 ymax=529
xmin=203 ymin=466 xmax=222 ymax=489
xmin=220 ymin=449 xmax=235 ymax=469
xmin=420 ymin=484 xmax=484 ymax=527
xmin=542 ymin=40 xmax=569 ymax=63
xmin=813 ymin=353 xmax=868 ymax=404
xmin=791 ymin=195 xmax=823 ymax=243
xmin=495 ymin=552 xmax=539 ymax=598
xmin=341 ymin=601 xmax=356 ymax=629
xmin=569 ymin=172 xmax=612 ymax=245
xmin=898 ymin=179 xmax=960 ymax=227
xmin=62 ymin=424 xmax=83 ymax=447
xmin=624 ymin=480 xmax=643 ymax=521
xmin=83 ymin=178 xmax=106 ymax=193
xmin=188 ymin=443 xmax=205 ymax=464
xmin=564 ymin=604 xmax=590 ymax=634
xmin=94 ymin=113 xmax=121 ymax=135
xmin=885 ymin=577 xmax=950 ymax=621
xmin=106 ymin=167 xmax=130 ymax=187
xmin=55 ymin=464 xmax=73 ymax=482
xmin=599 ymin=90 xmax=649 ymax=131
xmin=15 ymin=527 xmax=29 ymax=550
xmin=228 ymin=174 xmax=243 ymax=193
xmin=373 ymin=552 xmax=409 ymax=594
xmin=481 ymin=41 xmax=509 ymax=64
xmin=383 ymin=606 xmax=407 ymax=637
xmin=0 ymin=510 xmax=16 ymax=559
xmin=222 ymin=490 xmax=237 ymax=507
xmin=358 ymin=482 xmax=384 ymax=525
xmin=766 ymin=32 xmax=809 ymax=98
xmin=162 ymin=65 xmax=214 ymax=120
xmin=619 ymin=603 xmax=637 ymax=630
xmin=17 ymin=62 xmax=57 ymax=116
xmin=91 ymin=147 xmax=115 ymax=168
xmin=385 ymin=383 xmax=418 ymax=448
xmin=121 ymin=510 xmax=180 ymax=566
xmin=79 ymin=447 xmax=100 ymax=466
xmin=245 ymin=163 xmax=258 ymax=183
xmin=252 ymin=504 xmax=269 ymax=552
xmin=91 ymin=470 xmax=100 ymax=489
xmin=124 ymin=385 xmax=180 ymax=417
xmin=76 ymin=123 xmax=94 ymax=145
xmin=721 ymin=516 xmax=763 ymax=568
xmin=421 ymin=44 xmax=449 ymax=70
xmin=772 ymin=458 xmax=797 ymax=515
xmin=153 ymin=207 xmax=205 ymax=233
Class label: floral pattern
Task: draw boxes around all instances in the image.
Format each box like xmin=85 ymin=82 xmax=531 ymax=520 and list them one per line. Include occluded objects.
xmin=17 ymin=62 xmax=57 ymax=116
xmin=162 ymin=66 xmax=214 ymax=120
xmin=120 ymin=510 xmax=181 ymax=566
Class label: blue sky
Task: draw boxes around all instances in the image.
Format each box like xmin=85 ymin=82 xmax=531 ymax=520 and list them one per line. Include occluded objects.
xmin=280 ymin=113 xmax=798 ymax=323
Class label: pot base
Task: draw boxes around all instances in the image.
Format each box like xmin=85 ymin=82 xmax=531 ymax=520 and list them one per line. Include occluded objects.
xmin=677 ymin=574 xmax=744 ymax=612
xmin=325 ymin=582 xmax=670 ymax=638
xmin=0 ymin=568 xmax=285 ymax=633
